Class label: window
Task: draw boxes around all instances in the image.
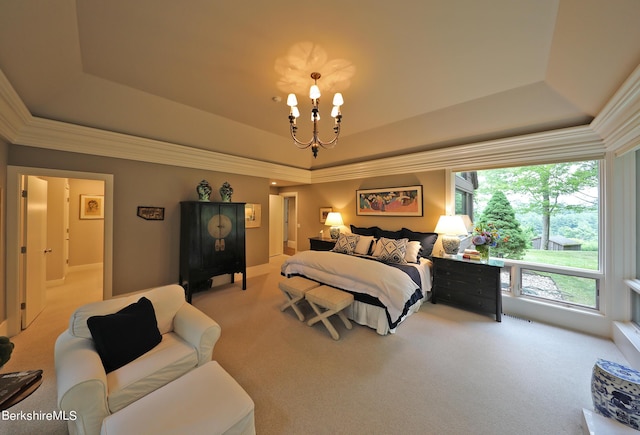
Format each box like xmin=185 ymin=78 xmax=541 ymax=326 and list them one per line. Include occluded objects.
xmin=632 ymin=150 xmax=640 ymax=327
xmin=455 ymin=160 xmax=602 ymax=310
xmin=455 ymin=171 xmax=477 ymax=218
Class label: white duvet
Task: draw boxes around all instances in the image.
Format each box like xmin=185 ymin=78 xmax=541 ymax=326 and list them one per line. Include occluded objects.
xmin=281 ymin=250 xmax=432 ymax=325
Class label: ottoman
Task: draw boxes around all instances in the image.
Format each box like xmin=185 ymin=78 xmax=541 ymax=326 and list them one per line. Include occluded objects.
xmin=591 ymin=358 xmax=640 ymax=431
xmin=101 ymin=361 xmax=255 ymax=435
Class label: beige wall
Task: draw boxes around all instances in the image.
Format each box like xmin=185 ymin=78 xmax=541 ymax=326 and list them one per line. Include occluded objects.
xmin=8 ymin=145 xmax=271 ymax=296
xmin=279 ymin=171 xmax=446 ymax=251
xmin=69 ymin=179 xmax=105 ymax=267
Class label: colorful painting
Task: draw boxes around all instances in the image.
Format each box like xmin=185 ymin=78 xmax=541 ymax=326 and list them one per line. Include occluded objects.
xmin=356 ymin=185 xmax=423 ymax=216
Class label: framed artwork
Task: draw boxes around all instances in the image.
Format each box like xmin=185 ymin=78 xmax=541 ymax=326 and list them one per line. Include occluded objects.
xmin=245 ymin=203 xmax=261 ymax=228
xmin=137 ymin=206 xmax=165 ymax=221
xmin=320 ymin=207 xmax=332 ymax=223
xmin=80 ymin=194 xmax=104 ymax=219
xmin=356 ymin=185 xmax=423 ymax=216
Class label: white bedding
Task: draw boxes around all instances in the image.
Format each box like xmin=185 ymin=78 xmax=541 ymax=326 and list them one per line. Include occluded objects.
xmin=281 ymin=250 xmax=432 ymax=330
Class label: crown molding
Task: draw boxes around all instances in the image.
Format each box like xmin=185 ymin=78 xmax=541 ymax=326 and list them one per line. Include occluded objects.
xmin=2 ymin=64 xmax=638 ymax=185
xmin=0 ymin=69 xmax=31 ymax=143
xmin=16 ymin=116 xmax=312 ymax=184
xmin=311 ymin=126 xmax=605 ymax=183
xmin=592 ymin=63 xmax=640 ymax=157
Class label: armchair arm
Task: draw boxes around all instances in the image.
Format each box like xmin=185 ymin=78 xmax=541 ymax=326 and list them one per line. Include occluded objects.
xmin=54 ymin=331 xmax=110 ymax=435
xmin=173 ymin=303 xmax=222 ymax=366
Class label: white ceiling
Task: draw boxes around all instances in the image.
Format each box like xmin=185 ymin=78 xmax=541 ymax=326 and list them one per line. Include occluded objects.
xmin=0 ymin=0 xmax=639 ymax=170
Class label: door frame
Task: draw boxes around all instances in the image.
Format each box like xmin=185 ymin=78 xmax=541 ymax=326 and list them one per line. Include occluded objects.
xmin=280 ymin=191 xmax=298 ymax=252
xmin=5 ymin=166 xmax=114 ymax=337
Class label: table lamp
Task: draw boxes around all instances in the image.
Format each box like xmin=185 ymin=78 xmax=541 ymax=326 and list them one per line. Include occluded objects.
xmin=324 ymin=212 xmax=344 ymax=239
xmin=434 ymin=215 xmax=468 ymax=255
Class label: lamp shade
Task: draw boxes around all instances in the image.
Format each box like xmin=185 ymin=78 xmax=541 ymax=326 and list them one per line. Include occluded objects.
xmin=434 ymin=215 xmax=468 ymax=235
xmin=324 ymin=212 xmax=344 ymax=227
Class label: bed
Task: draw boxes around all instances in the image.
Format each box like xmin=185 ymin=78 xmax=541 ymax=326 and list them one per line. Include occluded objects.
xmin=281 ymin=226 xmax=437 ymax=335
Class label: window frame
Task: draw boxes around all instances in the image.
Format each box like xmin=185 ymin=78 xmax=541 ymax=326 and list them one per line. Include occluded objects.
xmin=452 ymin=159 xmax=604 ymax=313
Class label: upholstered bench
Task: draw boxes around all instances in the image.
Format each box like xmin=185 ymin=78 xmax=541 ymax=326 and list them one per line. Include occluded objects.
xmin=305 ymin=285 xmax=354 ymax=340
xmin=279 ymin=276 xmax=320 ymax=321
xmin=100 ymin=361 xmax=255 ymax=435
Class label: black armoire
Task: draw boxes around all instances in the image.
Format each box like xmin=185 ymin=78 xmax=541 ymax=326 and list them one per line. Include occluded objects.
xmin=179 ymin=201 xmax=246 ymax=302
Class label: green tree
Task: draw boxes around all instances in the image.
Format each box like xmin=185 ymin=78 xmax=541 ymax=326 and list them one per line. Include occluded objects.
xmin=477 ymin=191 xmax=528 ymax=259
xmin=481 ymin=162 xmax=598 ymax=250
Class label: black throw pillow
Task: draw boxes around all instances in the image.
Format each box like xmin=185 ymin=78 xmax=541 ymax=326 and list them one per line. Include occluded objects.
xmin=87 ymin=297 xmax=162 ymax=373
xmin=402 ymin=228 xmax=439 ymax=258
xmin=350 ymin=225 xmax=379 ymax=237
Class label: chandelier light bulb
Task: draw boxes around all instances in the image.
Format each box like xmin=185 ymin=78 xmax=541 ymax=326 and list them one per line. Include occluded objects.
xmin=309 ymin=85 xmax=321 ymax=100
xmin=291 ymin=106 xmax=300 ymax=118
xmin=332 ymin=93 xmax=344 ymax=106
xmin=330 ymin=105 xmax=340 ymax=118
xmin=286 ymin=93 xmax=298 ymax=107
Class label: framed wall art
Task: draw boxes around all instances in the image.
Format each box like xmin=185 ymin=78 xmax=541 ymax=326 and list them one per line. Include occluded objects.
xmin=356 ymin=185 xmax=423 ymax=216
xmin=80 ymin=194 xmax=104 ymax=219
xmin=320 ymin=207 xmax=332 ymax=223
xmin=245 ymin=203 xmax=262 ymax=228
xmin=137 ymin=206 xmax=165 ymax=221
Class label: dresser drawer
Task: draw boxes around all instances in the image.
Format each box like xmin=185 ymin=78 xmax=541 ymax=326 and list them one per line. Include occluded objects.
xmin=437 ymin=290 xmax=498 ymax=313
xmin=434 ymin=280 xmax=498 ymax=300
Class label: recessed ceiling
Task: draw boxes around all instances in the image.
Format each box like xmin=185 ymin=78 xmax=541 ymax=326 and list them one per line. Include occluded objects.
xmin=0 ymin=0 xmax=639 ymax=170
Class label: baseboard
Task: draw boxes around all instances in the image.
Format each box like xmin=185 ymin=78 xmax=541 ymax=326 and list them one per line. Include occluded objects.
xmin=67 ymin=262 xmax=103 ymax=273
xmin=0 ymin=320 xmax=8 ymax=337
xmin=46 ymin=277 xmax=66 ymax=288
xmin=287 ymin=240 xmax=296 ymax=249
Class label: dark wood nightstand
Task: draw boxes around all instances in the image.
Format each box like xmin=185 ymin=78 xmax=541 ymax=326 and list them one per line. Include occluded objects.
xmin=431 ymin=255 xmax=503 ymax=322
xmin=309 ymin=237 xmax=337 ymax=251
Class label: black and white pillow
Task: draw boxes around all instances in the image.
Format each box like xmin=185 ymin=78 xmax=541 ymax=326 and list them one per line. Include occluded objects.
xmin=374 ymin=237 xmax=409 ymax=264
xmin=332 ymin=233 xmax=360 ymax=255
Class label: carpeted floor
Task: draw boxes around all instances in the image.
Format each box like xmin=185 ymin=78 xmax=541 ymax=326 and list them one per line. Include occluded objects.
xmin=0 ymin=256 xmax=629 ymax=434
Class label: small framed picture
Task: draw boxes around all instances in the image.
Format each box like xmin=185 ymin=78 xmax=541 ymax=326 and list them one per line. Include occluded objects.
xmin=80 ymin=194 xmax=104 ymax=220
xmin=245 ymin=203 xmax=262 ymax=228
xmin=320 ymin=207 xmax=332 ymax=223
xmin=137 ymin=206 xmax=165 ymax=221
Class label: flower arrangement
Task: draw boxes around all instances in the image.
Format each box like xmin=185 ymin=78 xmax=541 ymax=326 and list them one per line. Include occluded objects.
xmin=471 ymin=223 xmax=502 ymax=248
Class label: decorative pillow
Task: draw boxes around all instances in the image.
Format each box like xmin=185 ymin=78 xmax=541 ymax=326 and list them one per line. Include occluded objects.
xmin=331 ymin=233 xmax=360 ymax=255
xmin=376 ymin=228 xmax=404 ymax=240
xmin=374 ymin=237 xmax=409 ymax=264
xmin=405 ymin=240 xmax=421 ymax=263
xmin=87 ymin=297 xmax=162 ymax=373
xmin=354 ymin=235 xmax=375 ymax=255
xmin=402 ymin=228 xmax=438 ymax=258
xmin=350 ymin=225 xmax=379 ymax=237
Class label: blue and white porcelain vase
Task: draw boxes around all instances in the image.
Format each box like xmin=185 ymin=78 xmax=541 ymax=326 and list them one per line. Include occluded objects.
xmin=591 ymin=359 xmax=640 ymax=430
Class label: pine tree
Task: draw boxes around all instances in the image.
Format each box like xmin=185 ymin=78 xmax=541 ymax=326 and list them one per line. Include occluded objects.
xmin=477 ymin=191 xmax=528 ymax=259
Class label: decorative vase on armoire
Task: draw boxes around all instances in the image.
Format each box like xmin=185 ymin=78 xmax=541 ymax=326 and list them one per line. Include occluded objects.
xmin=179 ymin=201 xmax=246 ymax=303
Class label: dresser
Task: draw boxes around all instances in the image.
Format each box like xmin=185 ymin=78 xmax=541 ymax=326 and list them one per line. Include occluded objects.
xmin=431 ymin=255 xmax=503 ymax=322
xmin=179 ymin=201 xmax=246 ymax=302
xmin=309 ymin=237 xmax=337 ymax=251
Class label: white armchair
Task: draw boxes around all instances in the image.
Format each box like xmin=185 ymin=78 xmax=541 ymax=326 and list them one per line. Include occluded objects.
xmin=54 ymin=284 xmax=221 ymax=435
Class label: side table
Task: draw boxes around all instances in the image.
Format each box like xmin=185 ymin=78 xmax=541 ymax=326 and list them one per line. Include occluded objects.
xmin=309 ymin=237 xmax=337 ymax=251
xmin=431 ymin=255 xmax=503 ymax=322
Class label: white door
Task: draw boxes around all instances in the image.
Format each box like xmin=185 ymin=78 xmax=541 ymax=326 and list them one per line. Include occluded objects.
xmin=22 ymin=176 xmax=48 ymax=328
xmin=269 ymin=194 xmax=284 ymax=256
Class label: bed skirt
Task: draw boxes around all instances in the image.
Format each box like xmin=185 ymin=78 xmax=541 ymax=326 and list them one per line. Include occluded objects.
xmin=344 ymin=295 xmax=427 ymax=335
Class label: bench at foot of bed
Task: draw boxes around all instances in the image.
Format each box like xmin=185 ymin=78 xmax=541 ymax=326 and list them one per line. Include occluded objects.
xmin=305 ymin=285 xmax=354 ymax=340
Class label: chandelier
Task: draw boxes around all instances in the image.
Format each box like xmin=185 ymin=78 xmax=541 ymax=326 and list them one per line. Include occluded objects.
xmin=286 ymin=72 xmax=344 ymax=158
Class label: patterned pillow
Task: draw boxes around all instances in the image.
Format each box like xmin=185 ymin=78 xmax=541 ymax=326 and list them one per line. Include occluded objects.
xmin=331 ymin=233 xmax=360 ymax=255
xmin=374 ymin=237 xmax=408 ymax=264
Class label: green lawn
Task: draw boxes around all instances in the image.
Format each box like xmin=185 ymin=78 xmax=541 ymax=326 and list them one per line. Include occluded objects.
xmin=517 ymin=249 xmax=599 ymax=307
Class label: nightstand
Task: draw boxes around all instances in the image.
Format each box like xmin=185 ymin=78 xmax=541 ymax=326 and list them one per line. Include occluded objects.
xmin=309 ymin=237 xmax=337 ymax=251
xmin=431 ymin=255 xmax=503 ymax=322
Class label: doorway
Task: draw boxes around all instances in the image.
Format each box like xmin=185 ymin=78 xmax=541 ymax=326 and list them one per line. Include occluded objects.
xmin=6 ymin=166 xmax=114 ymax=337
